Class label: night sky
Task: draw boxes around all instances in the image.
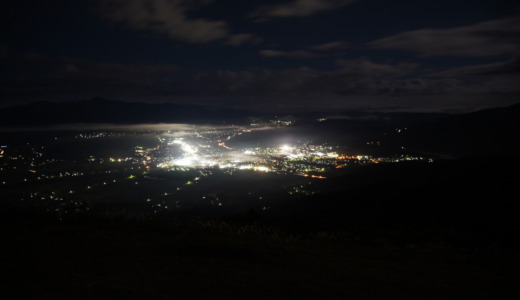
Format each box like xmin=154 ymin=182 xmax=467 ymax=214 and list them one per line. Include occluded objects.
xmin=1 ymin=0 xmax=519 ymax=112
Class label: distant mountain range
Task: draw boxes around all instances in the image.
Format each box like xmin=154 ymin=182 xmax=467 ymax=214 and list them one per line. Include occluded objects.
xmin=0 ymin=98 xmax=253 ymax=126
xmin=0 ymin=98 xmax=518 ymax=157
xmin=390 ymin=103 xmax=520 ymax=157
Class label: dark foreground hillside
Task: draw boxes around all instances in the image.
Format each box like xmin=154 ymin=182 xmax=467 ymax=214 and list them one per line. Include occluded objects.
xmin=3 ymin=158 xmax=520 ymax=299
xmin=267 ymin=158 xmax=520 ymax=249
xmin=3 ymin=209 xmax=519 ymax=300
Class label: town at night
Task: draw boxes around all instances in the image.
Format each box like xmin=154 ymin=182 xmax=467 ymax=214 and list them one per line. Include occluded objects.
xmin=2 ymin=120 xmax=433 ymax=216
xmin=2 ymin=0 xmax=519 ymax=298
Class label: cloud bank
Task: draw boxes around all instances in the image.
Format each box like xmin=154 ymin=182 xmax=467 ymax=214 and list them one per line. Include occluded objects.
xmin=369 ymin=15 xmax=520 ymax=57
xmin=101 ymin=0 xmax=259 ymax=45
xmin=251 ymin=0 xmax=357 ymax=20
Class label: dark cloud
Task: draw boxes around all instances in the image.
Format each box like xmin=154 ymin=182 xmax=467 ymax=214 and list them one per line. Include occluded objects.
xmin=60 ymin=60 xmax=180 ymax=79
xmin=368 ymin=15 xmax=520 ymax=57
xmin=0 ymin=45 xmax=8 ymax=59
xmin=2 ymin=47 xmax=518 ymax=111
xmin=170 ymin=57 xmax=520 ymax=110
xmin=0 ymin=49 xmax=181 ymax=105
xmin=2 ymin=50 xmax=179 ymax=79
xmin=259 ymin=41 xmax=349 ymax=58
xmin=167 ymin=66 xmax=519 ymax=112
xmin=2 ymin=0 xmax=519 ymax=112
xmin=259 ymin=49 xmax=316 ymax=58
xmin=329 ymin=78 xmax=463 ymax=97
xmin=335 ymin=57 xmax=417 ymax=78
xmin=310 ymin=41 xmax=349 ymax=51
xmin=250 ymin=0 xmax=357 ymax=21
xmin=428 ymin=59 xmax=520 ymax=77
xmin=101 ymin=0 xmax=259 ymax=45
xmin=223 ymin=33 xmax=263 ymax=46
xmin=171 ymin=60 xmax=461 ymax=99
xmin=0 ymin=52 xmax=432 ymax=105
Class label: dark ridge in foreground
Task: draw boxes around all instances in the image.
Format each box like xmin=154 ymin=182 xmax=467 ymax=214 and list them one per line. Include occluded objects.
xmin=3 ymin=208 xmax=519 ymax=300
xmin=3 ymin=158 xmax=520 ymax=299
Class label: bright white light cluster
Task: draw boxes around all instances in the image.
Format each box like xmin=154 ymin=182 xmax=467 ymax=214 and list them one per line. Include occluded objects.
xmin=279 ymin=145 xmax=294 ymax=153
xmin=163 ymin=138 xmax=271 ymax=171
xmin=172 ymin=139 xmax=198 ymax=155
xmin=151 ymin=130 xmax=432 ymax=176
xmin=171 ymin=139 xmax=208 ymax=167
xmin=162 ymin=139 xmax=343 ymax=173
